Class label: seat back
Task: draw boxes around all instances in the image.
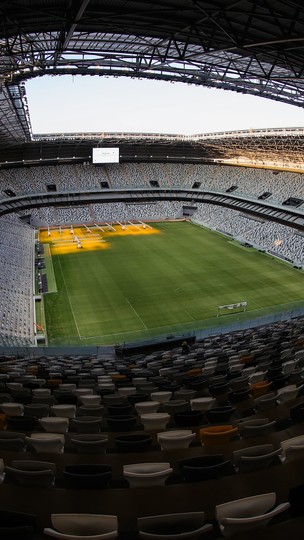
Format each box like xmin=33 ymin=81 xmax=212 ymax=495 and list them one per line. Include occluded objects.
xmin=44 ymin=513 xmax=118 ymax=537
xmin=137 ymin=511 xmax=213 ymax=539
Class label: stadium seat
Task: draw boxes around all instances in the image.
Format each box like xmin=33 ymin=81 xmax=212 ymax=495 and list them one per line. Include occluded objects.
xmin=137 ymin=512 xmax=213 ymax=539
xmin=26 ymin=433 xmax=65 ymax=454
xmin=62 ymin=464 xmax=112 ymax=489
xmin=70 ymin=416 xmax=103 ymax=433
xmin=215 ymin=492 xmax=290 ymax=537
xmin=0 ymin=510 xmax=37 ymax=540
xmin=233 ymin=444 xmax=282 ymax=472
xmin=237 ymin=417 xmax=276 ymax=437
xmin=157 ymin=430 xmax=196 ymax=450
xmin=280 ymin=435 xmax=304 ymax=462
xmin=140 ymin=413 xmax=170 ymax=431
xmin=0 ymin=431 xmax=26 ymax=452
xmin=200 ymin=425 xmax=239 ymax=446
xmin=5 ymin=460 xmax=56 ymax=488
xmin=114 ymin=433 xmax=153 ymax=452
xmin=43 ymin=513 xmax=118 ymax=539
xmin=123 ymin=462 xmax=173 ymax=488
xmin=70 ymin=434 xmax=108 ymax=454
xmin=39 ymin=416 xmax=69 ymax=433
xmin=179 ymin=455 xmax=233 ymax=482
xmin=174 ymin=410 xmax=205 ymax=427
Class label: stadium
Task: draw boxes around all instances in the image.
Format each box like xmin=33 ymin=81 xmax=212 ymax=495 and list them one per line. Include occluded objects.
xmin=0 ymin=1 xmax=304 ymax=538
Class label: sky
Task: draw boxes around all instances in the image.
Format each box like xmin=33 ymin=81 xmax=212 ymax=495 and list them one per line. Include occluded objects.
xmin=26 ymin=75 xmax=304 ymax=135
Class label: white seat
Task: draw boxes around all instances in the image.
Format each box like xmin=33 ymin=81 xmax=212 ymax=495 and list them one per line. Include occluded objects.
xmin=39 ymin=416 xmax=69 ymax=434
xmin=280 ymin=434 xmax=304 ymax=462
xmin=140 ymin=413 xmax=170 ymax=431
xmin=157 ymin=430 xmax=196 ymax=450
xmin=123 ymin=463 xmax=173 ymax=488
xmin=43 ymin=513 xmax=118 ymax=539
xmin=216 ymin=492 xmax=290 ymax=537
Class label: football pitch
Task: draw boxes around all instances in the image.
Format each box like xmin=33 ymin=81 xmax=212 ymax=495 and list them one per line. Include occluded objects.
xmin=40 ymin=221 xmax=304 ymax=346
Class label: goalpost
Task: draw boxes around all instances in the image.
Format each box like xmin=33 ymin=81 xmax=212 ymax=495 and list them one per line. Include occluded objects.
xmin=217 ymin=301 xmax=248 ymax=317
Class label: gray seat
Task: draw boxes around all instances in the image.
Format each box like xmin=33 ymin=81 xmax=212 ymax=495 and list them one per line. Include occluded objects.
xmin=24 ymin=403 xmax=50 ymax=418
xmin=70 ymin=416 xmax=103 ymax=433
xmin=238 ymin=418 xmax=276 ymax=437
xmin=5 ymin=460 xmax=56 ymax=487
xmin=70 ymin=434 xmax=108 ymax=454
xmin=0 ymin=432 xmax=26 ymax=452
xmin=233 ymin=444 xmax=282 ymax=472
xmin=138 ymin=511 xmax=213 ymax=539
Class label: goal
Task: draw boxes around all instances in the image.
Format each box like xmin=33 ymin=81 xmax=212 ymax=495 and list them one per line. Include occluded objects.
xmin=217 ymin=301 xmax=247 ymax=317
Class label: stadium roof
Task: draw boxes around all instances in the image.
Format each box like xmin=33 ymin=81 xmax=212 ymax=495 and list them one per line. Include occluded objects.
xmin=1 ymin=127 xmax=304 ymax=171
xmin=1 ymin=1 xmax=304 ymax=165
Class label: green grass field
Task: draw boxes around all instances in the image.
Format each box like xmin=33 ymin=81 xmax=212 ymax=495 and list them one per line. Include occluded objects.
xmin=42 ymin=221 xmax=304 ymax=346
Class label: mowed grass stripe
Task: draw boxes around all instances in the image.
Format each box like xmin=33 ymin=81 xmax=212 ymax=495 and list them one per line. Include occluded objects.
xmin=43 ymin=221 xmax=304 ymax=345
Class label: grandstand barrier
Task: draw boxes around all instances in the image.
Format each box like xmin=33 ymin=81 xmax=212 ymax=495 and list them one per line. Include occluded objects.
xmin=1 ymin=307 xmax=304 ymax=359
xmin=115 ymin=333 xmax=196 ymax=357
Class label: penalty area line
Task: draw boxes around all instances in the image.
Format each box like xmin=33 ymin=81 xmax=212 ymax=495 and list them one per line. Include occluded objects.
xmin=125 ymin=297 xmax=148 ymax=330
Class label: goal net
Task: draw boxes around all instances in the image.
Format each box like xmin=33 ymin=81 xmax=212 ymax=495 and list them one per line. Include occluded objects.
xmin=217 ymin=301 xmax=247 ymax=317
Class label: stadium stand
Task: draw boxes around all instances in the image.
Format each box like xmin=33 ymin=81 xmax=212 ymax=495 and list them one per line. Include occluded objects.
xmin=192 ymin=204 xmax=304 ymax=264
xmin=0 ymin=214 xmax=34 ymax=346
xmin=0 ymin=315 xmax=304 ymax=537
xmin=1 ymin=163 xmax=304 ymax=204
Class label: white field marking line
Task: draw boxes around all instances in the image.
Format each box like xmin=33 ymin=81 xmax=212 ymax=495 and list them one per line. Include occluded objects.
xmin=79 ymin=328 xmax=149 ymax=340
xmin=175 ymin=284 xmax=200 ymax=293
xmin=185 ymin=309 xmax=196 ymax=321
xmin=78 ymin=297 xmax=304 ymax=341
xmin=57 ymin=256 xmax=83 ymax=339
xmin=45 ymin=244 xmax=57 ymax=292
xmin=257 ymin=278 xmax=298 ymax=301
xmin=125 ymin=297 xmax=148 ymax=330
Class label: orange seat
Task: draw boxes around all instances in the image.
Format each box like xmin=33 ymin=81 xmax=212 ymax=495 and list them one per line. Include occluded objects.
xmin=240 ymin=354 xmax=254 ymax=364
xmin=46 ymin=379 xmax=63 ymax=386
xmin=185 ymin=368 xmax=202 ymax=377
xmin=199 ymin=425 xmax=239 ymax=446
xmin=250 ymin=381 xmax=271 ymax=398
xmin=111 ymin=374 xmax=127 ymax=380
xmin=0 ymin=414 xmax=7 ymax=431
